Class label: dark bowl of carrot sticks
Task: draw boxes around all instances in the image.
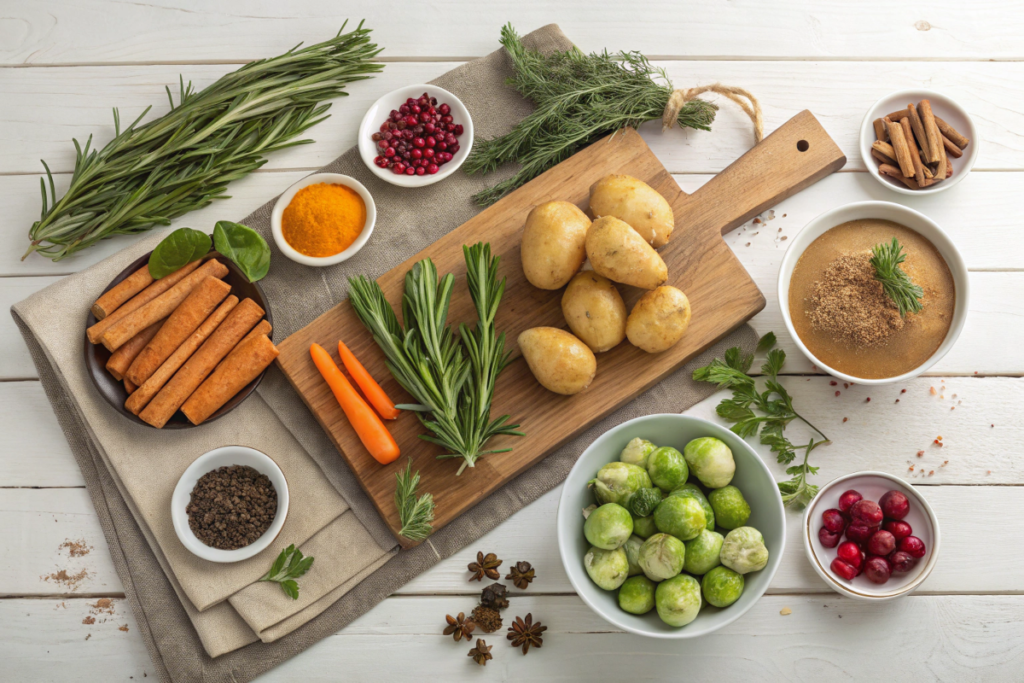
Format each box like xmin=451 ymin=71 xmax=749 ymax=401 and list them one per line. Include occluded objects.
xmin=860 ymin=89 xmax=978 ymax=195
xmin=84 ymin=251 xmax=275 ymax=429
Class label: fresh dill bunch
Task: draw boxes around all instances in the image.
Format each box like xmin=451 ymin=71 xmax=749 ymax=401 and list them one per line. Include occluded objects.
xmin=395 ymin=459 xmax=435 ymax=541
xmin=870 ymin=237 xmax=924 ymax=316
xmin=465 ymin=23 xmax=718 ymax=205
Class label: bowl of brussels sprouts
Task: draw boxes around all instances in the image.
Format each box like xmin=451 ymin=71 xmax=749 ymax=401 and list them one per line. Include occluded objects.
xmin=557 ymin=413 xmax=785 ymax=638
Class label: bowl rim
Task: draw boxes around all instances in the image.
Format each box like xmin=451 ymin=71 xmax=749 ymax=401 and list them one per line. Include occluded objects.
xmin=859 ymin=88 xmax=979 ymax=196
xmin=171 ymin=445 xmax=290 ymax=563
xmin=802 ymin=470 xmax=941 ymax=600
xmin=270 ymin=173 xmax=377 ymax=267
xmin=356 ymin=83 xmax=474 ymax=188
xmin=777 ymin=199 xmax=970 ymax=385
xmin=556 ymin=413 xmax=786 ymax=639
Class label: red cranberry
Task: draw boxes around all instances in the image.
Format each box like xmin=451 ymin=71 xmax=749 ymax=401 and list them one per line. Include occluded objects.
xmin=889 ymin=550 xmax=917 ymax=573
xmin=883 ymin=520 xmax=912 ymax=540
xmin=845 ymin=522 xmax=874 ymax=544
xmin=821 ymin=509 xmax=847 ymax=534
xmin=423 ymin=148 xmax=435 ymax=159
xmin=863 ymin=556 xmax=891 ymax=584
xmin=383 ymin=147 xmax=396 ymax=158
xmin=413 ymin=137 xmax=426 ymax=148
xmin=850 ymin=499 xmax=884 ymax=526
xmin=819 ymin=527 xmax=841 ymax=548
xmin=373 ymin=156 xmax=387 ymax=168
xmin=879 ymin=490 xmax=910 ymax=520
xmin=867 ymin=530 xmax=896 ymax=556
xmin=899 ymin=536 xmax=926 ymax=558
xmin=836 ymin=541 xmax=863 ymax=569
xmin=415 ymin=166 xmax=426 ymax=176
xmin=379 ymin=122 xmax=390 ymax=133
xmin=438 ymin=103 xmax=451 ymax=115
xmin=403 ymin=129 xmax=414 ymax=140
xmin=454 ymin=124 xmax=464 ymax=136
xmin=437 ymin=142 xmax=448 ymax=151
xmin=392 ymin=163 xmax=406 ymax=175
xmin=442 ymin=114 xmax=453 ymax=123
xmin=389 ymin=109 xmax=400 ymax=120
xmin=838 ymin=490 xmax=863 ymax=513
xmin=424 ymin=123 xmax=436 ymax=134
xmin=397 ymin=120 xmax=407 ymax=130
xmin=410 ymin=104 xmax=421 ymax=115
xmin=427 ymin=163 xmax=440 ymax=174
xmin=404 ymin=115 xmax=418 ymax=127
xmin=404 ymin=166 xmax=415 ymax=175
xmin=448 ymin=142 xmax=460 ymax=154
xmin=831 ymin=558 xmax=858 ymax=581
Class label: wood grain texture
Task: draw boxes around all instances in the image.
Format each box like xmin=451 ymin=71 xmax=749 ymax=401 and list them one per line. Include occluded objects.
xmin=274 ymin=114 xmax=843 ymax=545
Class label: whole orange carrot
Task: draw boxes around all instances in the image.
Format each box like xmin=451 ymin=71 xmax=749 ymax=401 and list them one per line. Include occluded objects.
xmin=310 ymin=343 xmax=400 ymax=465
xmin=338 ymin=340 xmax=400 ymax=420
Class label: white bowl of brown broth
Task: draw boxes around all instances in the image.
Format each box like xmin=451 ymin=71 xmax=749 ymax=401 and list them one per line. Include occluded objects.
xmin=779 ymin=201 xmax=968 ymax=384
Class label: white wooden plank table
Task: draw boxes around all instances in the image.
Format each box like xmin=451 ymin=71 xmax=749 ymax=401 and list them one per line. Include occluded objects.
xmin=3 ymin=2 xmax=1023 ymax=679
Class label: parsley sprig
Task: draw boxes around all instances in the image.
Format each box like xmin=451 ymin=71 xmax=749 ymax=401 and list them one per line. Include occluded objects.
xmin=693 ymin=332 xmax=830 ymax=508
xmin=259 ymin=545 xmax=314 ymax=600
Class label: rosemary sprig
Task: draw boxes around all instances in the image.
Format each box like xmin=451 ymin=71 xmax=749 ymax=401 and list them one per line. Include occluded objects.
xmin=693 ymin=332 xmax=830 ymax=508
xmin=348 ymin=243 xmax=523 ymax=475
xmin=464 ymin=24 xmax=717 ymax=205
xmin=26 ymin=23 xmax=383 ymax=261
xmin=258 ymin=545 xmax=314 ymax=600
xmin=395 ymin=458 xmax=435 ymax=541
xmin=870 ymin=237 xmax=923 ymax=316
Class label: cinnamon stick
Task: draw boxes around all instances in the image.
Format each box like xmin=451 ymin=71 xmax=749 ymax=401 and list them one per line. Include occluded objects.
xmin=879 ymin=163 xmax=920 ymax=190
xmin=885 ymin=109 xmax=910 ymax=122
xmin=907 ymin=104 xmax=932 ymax=163
xmin=885 ymin=118 xmax=916 ymax=178
xmin=901 ymin=117 xmax=926 ymax=186
xmin=873 ymin=118 xmax=888 ymax=142
xmin=871 ymin=141 xmax=899 ymax=165
xmin=934 ymin=115 xmax=969 ymax=149
xmin=941 ymin=132 xmax=964 ymax=159
xmin=918 ymin=100 xmax=944 ymax=168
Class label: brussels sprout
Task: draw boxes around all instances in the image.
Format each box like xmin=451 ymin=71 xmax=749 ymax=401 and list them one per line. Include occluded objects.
xmin=669 ymin=483 xmax=715 ymax=530
xmin=584 ymin=546 xmax=629 ymax=590
xmin=720 ymin=526 xmax=769 ymax=574
xmin=647 ymin=446 xmax=689 ymax=492
xmin=638 ymin=533 xmax=686 ymax=581
xmin=702 ymin=566 xmax=745 ymax=607
xmin=628 ymin=487 xmax=663 ymax=517
xmin=623 ymin=535 xmax=645 ymax=577
xmin=584 ymin=503 xmax=633 ymax=550
xmin=590 ymin=462 xmax=652 ymax=507
xmin=683 ymin=437 xmax=736 ymax=488
xmin=708 ymin=485 xmax=751 ymax=530
xmin=655 ymin=574 xmax=702 ymax=627
xmin=684 ymin=529 xmax=724 ymax=575
xmin=620 ymin=437 xmax=656 ymax=469
xmin=618 ymin=575 xmax=656 ymax=615
xmin=631 ymin=514 xmax=658 ymax=539
xmin=654 ymin=494 xmax=706 ymax=541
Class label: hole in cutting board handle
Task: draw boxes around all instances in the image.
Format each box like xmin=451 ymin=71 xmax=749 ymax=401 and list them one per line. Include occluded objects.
xmin=797 ymin=140 xmax=810 ymax=152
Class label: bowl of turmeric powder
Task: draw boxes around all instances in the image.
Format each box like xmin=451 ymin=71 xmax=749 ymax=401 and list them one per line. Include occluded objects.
xmin=271 ymin=173 xmax=376 ymax=267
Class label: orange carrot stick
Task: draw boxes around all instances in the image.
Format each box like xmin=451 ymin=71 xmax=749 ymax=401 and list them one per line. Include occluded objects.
xmin=310 ymin=343 xmax=400 ymax=465
xmin=338 ymin=340 xmax=400 ymax=420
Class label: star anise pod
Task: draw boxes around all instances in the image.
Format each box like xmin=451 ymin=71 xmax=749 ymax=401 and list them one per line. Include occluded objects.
xmin=480 ymin=582 xmax=509 ymax=610
xmin=443 ymin=612 xmax=475 ymax=642
xmin=468 ymin=639 xmax=492 ymax=666
xmin=467 ymin=551 xmax=502 ymax=582
xmin=505 ymin=561 xmax=536 ymax=589
xmin=507 ymin=613 xmax=546 ymax=655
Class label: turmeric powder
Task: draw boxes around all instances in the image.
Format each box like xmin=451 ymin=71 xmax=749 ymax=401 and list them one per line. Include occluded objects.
xmin=282 ymin=183 xmax=366 ymax=257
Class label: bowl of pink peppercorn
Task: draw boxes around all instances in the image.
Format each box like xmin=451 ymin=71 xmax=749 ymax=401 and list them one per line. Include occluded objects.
xmin=803 ymin=471 xmax=940 ymax=601
xmin=357 ymin=84 xmax=473 ymax=188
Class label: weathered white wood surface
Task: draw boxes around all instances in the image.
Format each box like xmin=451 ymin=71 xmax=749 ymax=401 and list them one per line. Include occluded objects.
xmin=3 ymin=2 xmax=1023 ymax=680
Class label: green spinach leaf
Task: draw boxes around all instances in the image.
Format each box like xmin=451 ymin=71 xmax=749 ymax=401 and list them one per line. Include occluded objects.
xmin=213 ymin=221 xmax=270 ymax=282
xmin=148 ymin=228 xmax=211 ymax=279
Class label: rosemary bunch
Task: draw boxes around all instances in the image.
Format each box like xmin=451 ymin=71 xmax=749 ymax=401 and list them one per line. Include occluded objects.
xmin=348 ymin=243 xmax=523 ymax=475
xmin=395 ymin=459 xmax=435 ymax=541
xmin=26 ymin=23 xmax=383 ymax=261
xmin=694 ymin=333 xmax=830 ymax=508
xmin=871 ymin=237 xmax=923 ymax=316
xmin=465 ymin=24 xmax=718 ymax=205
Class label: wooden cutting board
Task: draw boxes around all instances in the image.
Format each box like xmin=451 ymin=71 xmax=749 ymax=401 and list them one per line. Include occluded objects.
xmin=276 ymin=110 xmax=846 ymax=547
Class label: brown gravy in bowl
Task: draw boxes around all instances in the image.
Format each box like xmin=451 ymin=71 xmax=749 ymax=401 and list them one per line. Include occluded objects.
xmin=788 ymin=219 xmax=955 ymax=380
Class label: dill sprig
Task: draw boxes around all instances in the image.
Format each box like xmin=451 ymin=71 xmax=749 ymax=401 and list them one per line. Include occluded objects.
xmin=395 ymin=458 xmax=435 ymax=541
xmin=870 ymin=237 xmax=924 ymax=317
xmin=464 ymin=24 xmax=717 ymax=205
xmin=693 ymin=332 xmax=830 ymax=508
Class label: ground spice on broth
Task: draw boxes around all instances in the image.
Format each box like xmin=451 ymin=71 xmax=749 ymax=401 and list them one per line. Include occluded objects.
xmin=789 ymin=219 xmax=955 ymax=379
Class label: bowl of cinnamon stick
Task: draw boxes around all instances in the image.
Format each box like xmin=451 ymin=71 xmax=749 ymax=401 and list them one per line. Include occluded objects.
xmin=860 ymin=89 xmax=977 ymax=195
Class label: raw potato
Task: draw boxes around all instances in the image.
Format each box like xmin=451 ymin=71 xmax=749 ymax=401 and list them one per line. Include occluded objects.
xmin=626 ymin=286 xmax=691 ymax=353
xmin=561 ymin=272 xmax=627 ymax=353
xmin=585 ymin=216 xmax=668 ymax=290
xmin=520 ymin=200 xmax=591 ymax=290
xmin=589 ymin=174 xmax=675 ymax=247
xmin=518 ymin=327 xmax=597 ymax=395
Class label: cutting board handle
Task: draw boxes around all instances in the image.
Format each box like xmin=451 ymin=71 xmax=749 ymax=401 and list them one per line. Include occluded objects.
xmin=676 ymin=110 xmax=846 ymax=237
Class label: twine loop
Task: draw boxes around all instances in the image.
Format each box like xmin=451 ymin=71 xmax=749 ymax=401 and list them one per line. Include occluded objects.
xmin=662 ymin=84 xmax=763 ymax=144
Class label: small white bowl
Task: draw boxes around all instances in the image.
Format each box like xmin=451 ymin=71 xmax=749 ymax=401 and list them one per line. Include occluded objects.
xmin=171 ymin=446 xmax=289 ymax=563
xmin=860 ymin=89 xmax=978 ymax=196
xmin=778 ymin=200 xmax=969 ymax=385
xmin=803 ymin=471 xmax=940 ymax=601
xmin=357 ymin=84 xmax=473 ymax=187
xmin=557 ymin=414 xmax=786 ymax=638
xmin=270 ymin=173 xmax=376 ymax=267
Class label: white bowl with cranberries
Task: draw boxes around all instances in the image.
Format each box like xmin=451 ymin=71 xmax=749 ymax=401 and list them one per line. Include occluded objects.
xmin=358 ymin=84 xmax=473 ymax=187
xmin=803 ymin=471 xmax=939 ymax=600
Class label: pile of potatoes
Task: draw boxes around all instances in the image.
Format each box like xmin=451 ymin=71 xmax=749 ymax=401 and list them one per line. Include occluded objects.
xmin=518 ymin=174 xmax=692 ymax=396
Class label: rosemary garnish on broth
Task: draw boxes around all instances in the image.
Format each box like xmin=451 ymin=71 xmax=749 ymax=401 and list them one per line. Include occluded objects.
xmin=870 ymin=237 xmax=924 ymax=316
